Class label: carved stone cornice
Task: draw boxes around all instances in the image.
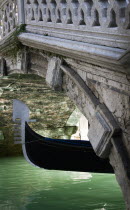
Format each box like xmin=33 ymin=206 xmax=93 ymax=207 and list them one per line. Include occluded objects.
xmin=19 ymin=32 xmax=130 ymax=71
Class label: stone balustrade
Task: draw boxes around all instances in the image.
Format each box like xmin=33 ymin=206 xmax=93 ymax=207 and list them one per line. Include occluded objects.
xmin=24 ymin=0 xmax=130 ymax=49
xmin=25 ymin=0 xmax=130 ymax=31
xmin=0 ymin=0 xmax=18 ymax=40
xmin=0 ymin=0 xmax=130 ymax=50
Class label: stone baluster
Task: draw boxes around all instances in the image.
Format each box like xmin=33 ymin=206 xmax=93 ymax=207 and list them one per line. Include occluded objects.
xmin=0 ymin=0 xmax=25 ymax=41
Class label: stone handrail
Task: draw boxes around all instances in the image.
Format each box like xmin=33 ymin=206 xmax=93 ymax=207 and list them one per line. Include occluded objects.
xmin=24 ymin=0 xmax=130 ymax=49
xmin=0 ymin=0 xmax=24 ymax=41
xmin=0 ymin=0 xmax=18 ymax=40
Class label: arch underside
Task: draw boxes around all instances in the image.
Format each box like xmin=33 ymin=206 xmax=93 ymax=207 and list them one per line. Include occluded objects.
xmin=60 ymin=64 xmax=121 ymax=159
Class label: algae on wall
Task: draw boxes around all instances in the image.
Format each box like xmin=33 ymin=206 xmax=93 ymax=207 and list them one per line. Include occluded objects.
xmin=0 ymin=74 xmax=76 ymax=157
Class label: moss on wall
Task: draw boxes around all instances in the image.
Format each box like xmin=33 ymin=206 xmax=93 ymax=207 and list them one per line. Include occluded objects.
xmin=0 ymin=74 xmax=76 ymax=156
xmin=1 ymin=24 xmax=26 ymax=59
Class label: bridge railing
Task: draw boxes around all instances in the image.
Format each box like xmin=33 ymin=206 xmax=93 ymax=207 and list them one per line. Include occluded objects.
xmin=24 ymin=0 xmax=130 ymax=49
xmin=0 ymin=0 xmax=18 ymax=40
xmin=0 ymin=0 xmax=130 ymax=50
xmin=0 ymin=0 xmax=25 ymax=42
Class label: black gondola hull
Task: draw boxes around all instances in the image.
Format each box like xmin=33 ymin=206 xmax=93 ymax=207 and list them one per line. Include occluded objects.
xmin=24 ymin=123 xmax=113 ymax=173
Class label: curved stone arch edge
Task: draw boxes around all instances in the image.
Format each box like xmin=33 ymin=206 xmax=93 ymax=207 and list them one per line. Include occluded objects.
xmin=60 ymin=64 xmax=130 ymax=179
xmin=60 ymin=64 xmax=121 ymax=157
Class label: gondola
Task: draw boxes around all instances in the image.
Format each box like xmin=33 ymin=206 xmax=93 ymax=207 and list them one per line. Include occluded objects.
xmin=13 ymin=99 xmax=113 ymax=173
xmin=25 ymin=122 xmax=113 ymax=173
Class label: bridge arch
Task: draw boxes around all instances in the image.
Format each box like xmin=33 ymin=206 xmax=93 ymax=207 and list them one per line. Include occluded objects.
xmin=46 ymin=56 xmax=121 ymax=158
xmin=45 ymin=56 xmax=130 ymax=208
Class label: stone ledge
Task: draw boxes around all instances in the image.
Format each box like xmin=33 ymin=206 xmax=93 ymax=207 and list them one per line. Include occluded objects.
xmin=26 ymin=25 xmax=130 ymax=50
xmin=18 ymin=33 xmax=127 ymax=68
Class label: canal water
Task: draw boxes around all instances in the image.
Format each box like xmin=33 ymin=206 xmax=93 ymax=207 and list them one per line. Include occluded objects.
xmin=0 ymin=157 xmax=125 ymax=210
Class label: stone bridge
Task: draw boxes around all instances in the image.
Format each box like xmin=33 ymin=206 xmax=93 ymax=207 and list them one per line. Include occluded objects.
xmin=0 ymin=0 xmax=130 ymax=209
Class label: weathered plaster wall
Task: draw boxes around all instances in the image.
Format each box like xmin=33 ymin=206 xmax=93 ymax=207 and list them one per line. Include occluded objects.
xmin=64 ymin=58 xmax=130 ymax=151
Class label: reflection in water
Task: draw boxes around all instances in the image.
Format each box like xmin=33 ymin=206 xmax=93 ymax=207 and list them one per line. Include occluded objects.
xmin=0 ymin=157 xmax=125 ymax=210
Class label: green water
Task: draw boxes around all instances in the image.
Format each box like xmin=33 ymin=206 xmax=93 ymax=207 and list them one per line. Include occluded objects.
xmin=0 ymin=157 xmax=125 ymax=210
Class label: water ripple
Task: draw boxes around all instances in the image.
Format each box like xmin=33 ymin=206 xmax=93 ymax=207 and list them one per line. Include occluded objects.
xmin=0 ymin=157 xmax=125 ymax=210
